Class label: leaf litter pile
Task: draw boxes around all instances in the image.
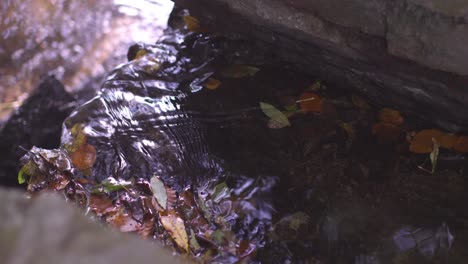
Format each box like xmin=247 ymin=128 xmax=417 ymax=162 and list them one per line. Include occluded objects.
xmin=16 ymin=13 xmax=468 ymax=263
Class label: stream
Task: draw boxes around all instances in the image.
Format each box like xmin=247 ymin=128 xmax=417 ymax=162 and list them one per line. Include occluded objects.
xmin=2 ymin=1 xmax=468 ymax=264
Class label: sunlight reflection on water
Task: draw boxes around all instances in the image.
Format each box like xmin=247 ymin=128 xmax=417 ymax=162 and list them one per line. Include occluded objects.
xmin=0 ymin=0 xmax=173 ymax=122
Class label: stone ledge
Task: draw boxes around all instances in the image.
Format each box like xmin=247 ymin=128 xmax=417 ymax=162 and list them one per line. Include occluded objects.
xmin=173 ymin=0 xmax=468 ymax=131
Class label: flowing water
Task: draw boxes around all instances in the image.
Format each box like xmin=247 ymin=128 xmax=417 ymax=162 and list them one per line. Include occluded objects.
xmin=0 ymin=0 xmax=173 ymax=122
xmin=4 ymin=2 xmax=468 ymax=264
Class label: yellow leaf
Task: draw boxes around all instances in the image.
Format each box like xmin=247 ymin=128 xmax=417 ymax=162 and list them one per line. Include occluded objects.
xmin=134 ymin=50 xmax=147 ymax=60
xmin=221 ymin=65 xmax=259 ymax=78
xmin=160 ymin=213 xmax=189 ymax=252
xmin=204 ymin=78 xmax=221 ymax=90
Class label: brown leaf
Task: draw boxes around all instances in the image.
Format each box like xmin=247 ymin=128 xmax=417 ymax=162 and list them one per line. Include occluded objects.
xmin=438 ymin=133 xmax=459 ymax=149
xmin=166 ymin=187 xmax=177 ymax=210
xmin=160 ymin=212 xmax=189 ymax=252
xmin=298 ymin=92 xmax=323 ymax=113
xmin=204 ymin=78 xmax=221 ymax=90
xmin=107 ymin=209 xmax=141 ymax=232
xmin=137 ymin=217 xmax=155 ymax=239
xmin=379 ymin=108 xmax=404 ymax=125
xmin=372 ymin=122 xmax=402 ymax=144
xmin=453 ymin=136 xmax=468 ymax=153
xmin=183 ymin=15 xmax=207 ymax=33
xmin=351 ymin=95 xmax=371 ymax=110
xmin=70 ymin=143 xmax=97 ymax=171
xmin=89 ymin=195 xmax=115 ymax=216
xmin=409 ymin=129 xmax=444 ymax=154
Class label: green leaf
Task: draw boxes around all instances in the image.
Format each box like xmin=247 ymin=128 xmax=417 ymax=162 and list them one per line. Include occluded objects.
xmin=189 ymin=229 xmax=201 ymax=251
xmin=18 ymin=166 xmax=27 ymax=184
xmin=212 ymin=229 xmax=225 ymax=244
xmin=211 ymin=181 xmax=230 ymax=203
xmin=150 ymin=175 xmax=168 ymax=210
xmin=91 ymin=177 xmax=132 ymax=194
xmin=430 ymin=137 xmax=439 ymax=174
xmin=260 ymin=102 xmax=291 ymax=128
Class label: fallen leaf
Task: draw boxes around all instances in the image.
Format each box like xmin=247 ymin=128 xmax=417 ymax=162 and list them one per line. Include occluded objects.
xmin=17 ymin=166 xmax=27 ymax=184
xmin=438 ymin=133 xmax=459 ymax=149
xmin=453 ymin=136 xmax=468 ymax=153
xmin=150 ymin=175 xmax=168 ymax=210
xmin=204 ymin=78 xmax=221 ymax=90
xmin=107 ymin=209 xmax=140 ymax=232
xmin=260 ymin=102 xmax=291 ymax=128
xmin=91 ymin=177 xmax=132 ymax=194
xmin=409 ymin=129 xmax=444 ymax=154
xmin=351 ymin=95 xmax=371 ymax=110
xmin=183 ymin=15 xmax=205 ymax=33
xmin=160 ymin=212 xmax=189 ymax=252
xmin=211 ymin=229 xmax=226 ymax=244
xmin=379 ymin=108 xmax=404 ymax=125
xmin=134 ymin=49 xmax=147 ymax=60
xmin=138 ymin=218 xmax=155 ymax=239
xmin=308 ymin=81 xmax=322 ymax=92
xmin=267 ymin=118 xmax=290 ymax=129
xmin=372 ymin=122 xmax=402 ymax=144
xmin=65 ymin=124 xmax=87 ymax=153
xmin=189 ymin=229 xmax=202 ymax=252
xmin=70 ymin=143 xmax=97 ymax=171
xmin=430 ymin=138 xmax=439 ymax=173
xmin=298 ymin=92 xmax=323 ymax=113
xmin=89 ymin=195 xmax=115 ymax=216
xmin=211 ymin=181 xmax=230 ymax=203
xmin=221 ymin=65 xmax=259 ymax=78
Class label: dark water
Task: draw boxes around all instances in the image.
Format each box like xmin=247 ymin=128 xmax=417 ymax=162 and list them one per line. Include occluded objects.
xmin=9 ymin=3 xmax=468 ymax=264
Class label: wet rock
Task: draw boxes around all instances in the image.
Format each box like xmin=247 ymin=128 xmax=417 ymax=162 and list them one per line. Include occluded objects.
xmin=173 ymin=0 xmax=468 ymax=131
xmin=0 ymin=76 xmax=75 ymax=187
xmin=0 ymin=187 xmax=182 ymax=264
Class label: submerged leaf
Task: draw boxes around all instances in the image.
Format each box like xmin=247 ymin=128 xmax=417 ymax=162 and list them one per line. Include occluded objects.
xmin=221 ymin=65 xmax=259 ymax=78
xmin=107 ymin=209 xmax=140 ymax=233
xmin=211 ymin=181 xmax=230 ymax=203
xmin=298 ymin=92 xmax=323 ymax=113
xmin=267 ymin=118 xmax=290 ymax=129
xmin=17 ymin=166 xmax=27 ymax=184
xmin=430 ymin=138 xmax=439 ymax=174
xmin=70 ymin=143 xmax=97 ymax=171
xmin=351 ymin=95 xmax=371 ymax=110
xmin=189 ymin=229 xmax=202 ymax=252
xmin=438 ymin=133 xmax=458 ymax=149
xmin=204 ymin=78 xmax=221 ymax=90
xmin=150 ymin=175 xmax=168 ymax=210
xmin=160 ymin=213 xmax=189 ymax=252
xmin=379 ymin=108 xmax=404 ymax=125
xmin=89 ymin=195 xmax=115 ymax=216
xmin=91 ymin=177 xmax=132 ymax=194
xmin=409 ymin=129 xmax=444 ymax=154
xmin=260 ymin=102 xmax=291 ymax=128
xmin=183 ymin=15 xmax=204 ymax=33
xmin=453 ymin=136 xmax=468 ymax=153
xmin=372 ymin=122 xmax=401 ymax=144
